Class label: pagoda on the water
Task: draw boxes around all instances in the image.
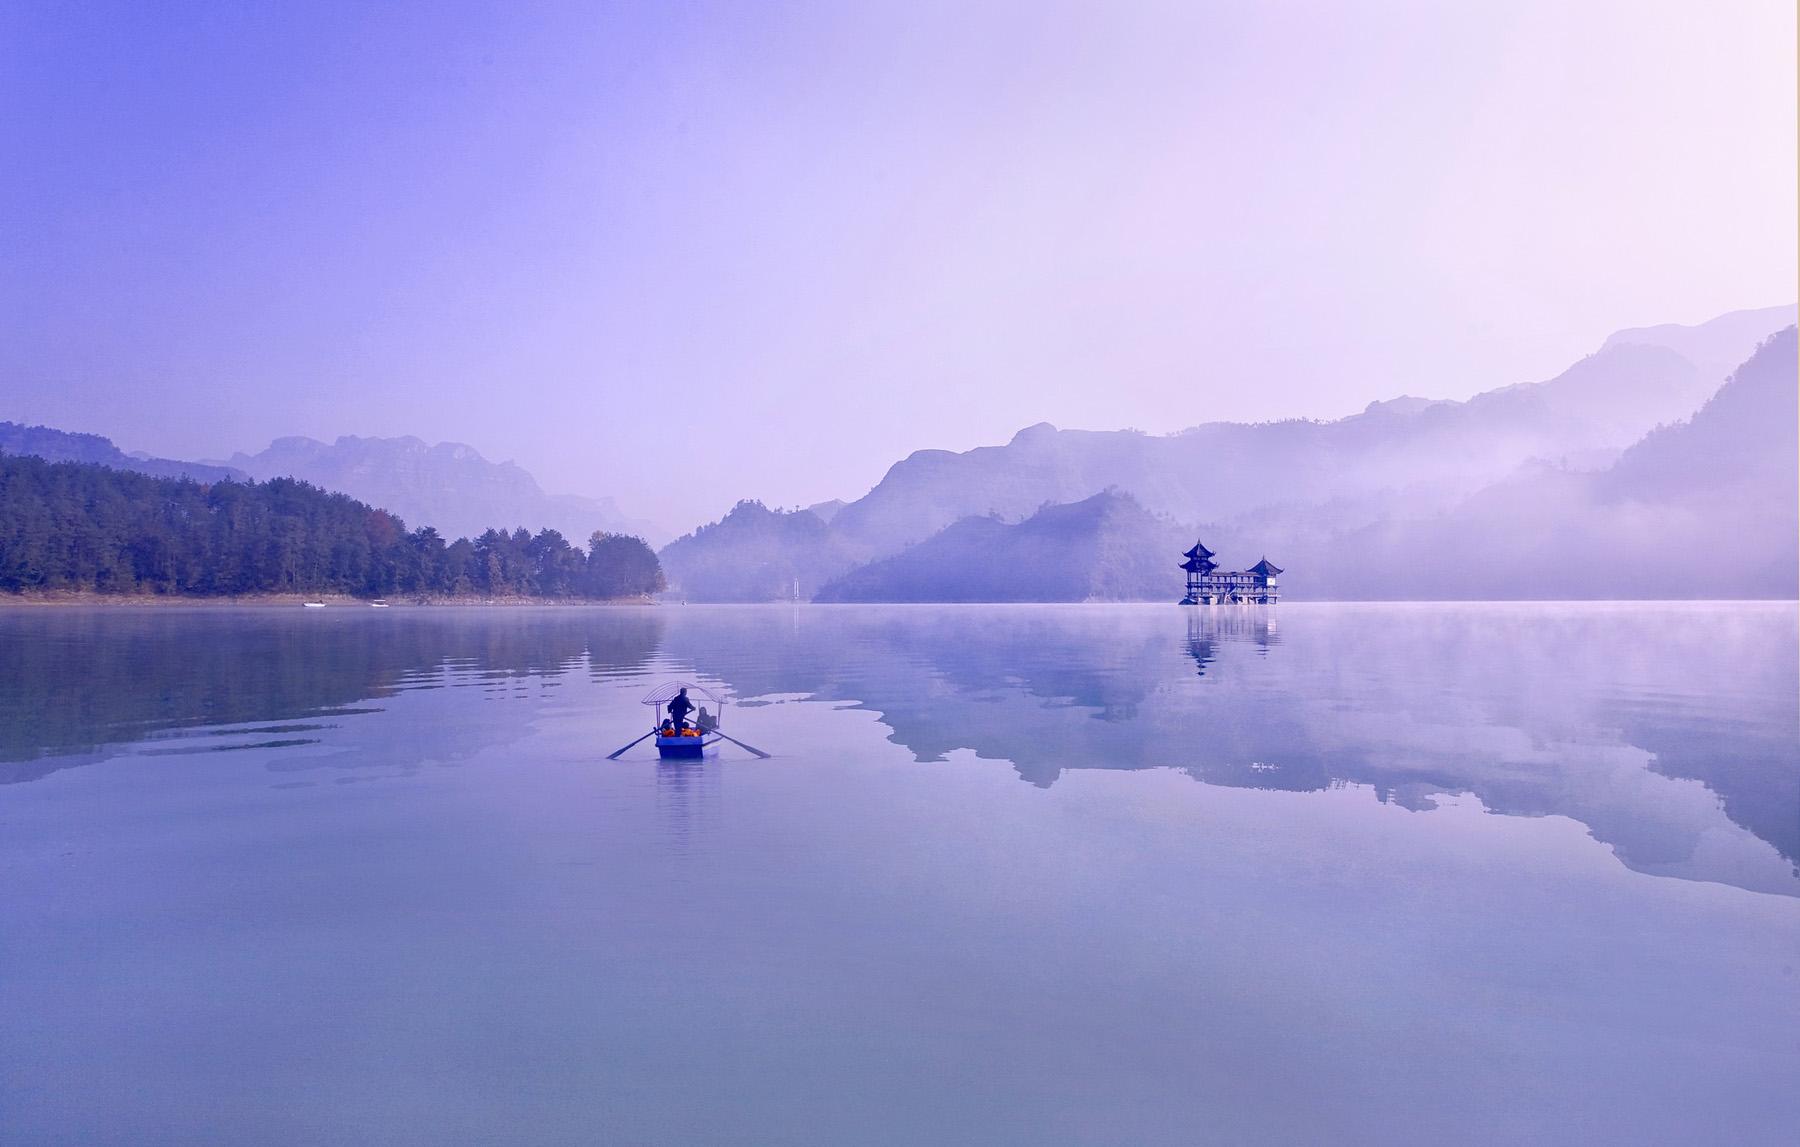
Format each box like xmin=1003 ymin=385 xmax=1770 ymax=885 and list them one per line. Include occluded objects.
xmin=1180 ymin=540 xmax=1281 ymax=605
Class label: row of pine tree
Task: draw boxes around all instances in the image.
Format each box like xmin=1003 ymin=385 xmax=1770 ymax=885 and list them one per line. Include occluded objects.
xmin=0 ymin=452 xmax=665 ymax=599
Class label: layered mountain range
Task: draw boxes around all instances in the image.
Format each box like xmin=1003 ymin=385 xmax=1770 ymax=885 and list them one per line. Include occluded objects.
xmin=8 ymin=302 xmax=1792 ymax=601
xmin=0 ymin=424 xmax=659 ymax=546
xmin=814 ymin=491 xmax=1188 ymax=603
xmin=221 ymin=435 xmax=662 ymax=546
xmin=661 ymin=304 xmax=1798 ymax=601
xmin=0 ymin=422 xmax=243 ymax=484
xmin=1316 ymin=325 xmax=1798 ymax=600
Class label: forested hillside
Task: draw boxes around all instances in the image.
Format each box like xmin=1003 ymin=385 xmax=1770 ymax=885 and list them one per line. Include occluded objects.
xmin=658 ymin=500 xmax=867 ymax=602
xmin=0 ymin=453 xmax=663 ymax=599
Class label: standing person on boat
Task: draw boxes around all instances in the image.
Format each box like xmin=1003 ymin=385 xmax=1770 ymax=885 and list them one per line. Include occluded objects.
xmin=666 ymin=687 xmax=695 ymax=732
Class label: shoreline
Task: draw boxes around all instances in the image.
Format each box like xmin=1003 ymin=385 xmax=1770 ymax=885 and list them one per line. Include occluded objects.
xmin=0 ymin=591 xmax=659 ymax=608
xmin=5 ymin=593 xmax=1791 ymax=609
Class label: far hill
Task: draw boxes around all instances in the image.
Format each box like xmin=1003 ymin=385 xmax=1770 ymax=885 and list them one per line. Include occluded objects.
xmin=825 ymin=304 xmax=1793 ymax=562
xmin=658 ymin=500 xmax=866 ymax=602
xmin=1310 ymin=327 xmax=1799 ymax=600
xmin=1600 ymin=303 xmax=1797 ymax=387
xmin=225 ymin=435 xmax=661 ymax=546
xmin=0 ymin=421 xmax=243 ymax=484
xmin=816 ymin=491 xmax=1189 ymax=602
xmin=665 ymin=304 xmax=1794 ymax=601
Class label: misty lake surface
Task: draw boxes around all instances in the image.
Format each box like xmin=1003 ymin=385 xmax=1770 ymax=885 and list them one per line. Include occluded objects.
xmin=2 ymin=603 xmax=1796 ymax=1145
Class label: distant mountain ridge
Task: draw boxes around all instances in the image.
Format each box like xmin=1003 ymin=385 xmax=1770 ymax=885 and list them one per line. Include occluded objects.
xmin=815 ymin=491 xmax=1189 ymax=602
xmin=1308 ymin=326 xmax=1798 ymax=600
xmin=224 ymin=434 xmax=661 ymax=546
xmin=1600 ymin=303 xmax=1796 ymax=385
xmin=658 ymin=500 xmax=864 ymax=602
xmin=0 ymin=422 xmax=243 ymax=484
xmin=0 ymin=422 xmax=661 ymax=546
xmin=830 ymin=307 xmax=1792 ymax=562
xmin=662 ymin=304 xmax=1798 ymax=601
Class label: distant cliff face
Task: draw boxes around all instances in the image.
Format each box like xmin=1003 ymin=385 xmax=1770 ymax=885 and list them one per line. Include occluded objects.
xmin=0 ymin=422 xmax=243 ymax=484
xmin=227 ymin=435 xmax=660 ymax=544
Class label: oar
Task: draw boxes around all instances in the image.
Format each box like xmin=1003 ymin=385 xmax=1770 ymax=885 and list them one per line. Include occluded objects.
xmin=605 ymin=729 xmax=658 ymax=760
xmin=710 ymin=730 xmax=772 ymax=759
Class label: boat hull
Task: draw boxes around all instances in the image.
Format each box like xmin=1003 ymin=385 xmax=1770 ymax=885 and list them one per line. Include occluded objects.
xmin=655 ymin=733 xmax=716 ymax=758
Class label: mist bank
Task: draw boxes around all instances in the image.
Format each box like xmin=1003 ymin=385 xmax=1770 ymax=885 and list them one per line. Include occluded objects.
xmin=1303 ymin=326 xmax=1798 ymax=600
xmin=222 ymin=435 xmax=666 ymax=547
xmin=0 ymin=425 xmax=667 ymax=550
xmin=661 ymin=307 xmax=1798 ymax=602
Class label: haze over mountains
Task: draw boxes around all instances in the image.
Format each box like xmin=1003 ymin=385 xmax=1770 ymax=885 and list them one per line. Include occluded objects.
xmin=829 ymin=304 xmax=1795 ymax=559
xmin=1317 ymin=326 xmax=1799 ymax=601
xmin=0 ymin=422 xmax=242 ymax=485
xmin=0 ymin=424 xmax=663 ymax=548
xmin=5 ymin=303 xmax=1792 ymax=601
xmin=815 ymin=491 xmax=1188 ymax=603
xmin=662 ymin=304 xmax=1799 ymax=601
xmin=220 ymin=435 xmax=663 ymax=547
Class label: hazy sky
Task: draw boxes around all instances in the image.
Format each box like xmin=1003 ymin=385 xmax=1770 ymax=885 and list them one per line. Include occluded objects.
xmin=3 ymin=1 xmax=1794 ymax=530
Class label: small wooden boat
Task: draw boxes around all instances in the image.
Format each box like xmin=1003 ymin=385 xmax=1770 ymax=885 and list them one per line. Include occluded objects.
xmin=606 ymin=681 xmax=770 ymax=761
xmin=643 ymin=682 xmax=724 ymax=758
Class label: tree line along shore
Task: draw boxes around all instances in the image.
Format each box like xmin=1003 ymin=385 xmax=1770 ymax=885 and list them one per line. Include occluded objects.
xmin=0 ymin=452 xmax=666 ymax=601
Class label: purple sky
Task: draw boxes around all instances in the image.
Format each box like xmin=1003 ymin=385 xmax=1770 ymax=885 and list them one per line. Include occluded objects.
xmin=2 ymin=2 xmax=1794 ymax=530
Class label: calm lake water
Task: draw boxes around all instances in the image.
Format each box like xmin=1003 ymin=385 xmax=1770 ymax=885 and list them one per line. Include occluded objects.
xmin=2 ymin=602 xmax=1796 ymax=1145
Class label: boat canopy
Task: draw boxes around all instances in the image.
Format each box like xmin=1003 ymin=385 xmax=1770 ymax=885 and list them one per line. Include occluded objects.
xmin=640 ymin=681 xmax=724 ymax=708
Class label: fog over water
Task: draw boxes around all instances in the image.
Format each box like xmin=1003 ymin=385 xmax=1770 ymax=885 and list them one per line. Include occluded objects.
xmin=2 ymin=604 xmax=1795 ymax=1143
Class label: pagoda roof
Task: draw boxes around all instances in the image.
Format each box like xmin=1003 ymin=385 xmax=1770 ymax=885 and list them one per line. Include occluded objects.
xmin=1182 ymin=539 xmax=1216 ymax=559
xmin=1248 ymin=557 xmax=1283 ymax=577
xmin=1179 ymin=557 xmax=1218 ymax=572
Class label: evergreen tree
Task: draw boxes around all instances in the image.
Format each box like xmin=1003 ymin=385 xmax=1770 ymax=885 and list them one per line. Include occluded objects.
xmin=586 ymin=532 xmax=665 ymax=598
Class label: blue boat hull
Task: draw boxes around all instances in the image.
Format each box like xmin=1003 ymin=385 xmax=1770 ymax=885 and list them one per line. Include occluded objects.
xmin=656 ymin=733 xmax=715 ymax=758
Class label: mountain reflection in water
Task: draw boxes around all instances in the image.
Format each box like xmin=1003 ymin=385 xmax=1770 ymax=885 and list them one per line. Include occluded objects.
xmin=659 ymin=603 xmax=1799 ymax=896
xmin=2 ymin=602 xmax=1793 ymax=895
